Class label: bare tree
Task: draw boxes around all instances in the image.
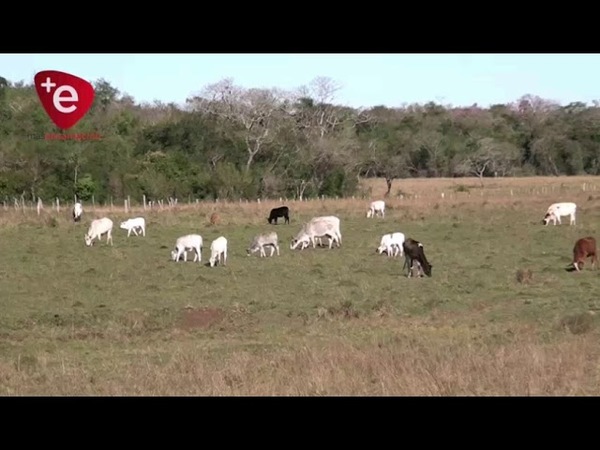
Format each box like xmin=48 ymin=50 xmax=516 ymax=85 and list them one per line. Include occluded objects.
xmin=364 ymin=129 xmax=414 ymax=197
xmin=456 ymin=138 xmax=520 ymax=186
xmin=187 ymin=78 xmax=290 ymax=172
xmin=294 ymin=76 xmax=347 ymax=138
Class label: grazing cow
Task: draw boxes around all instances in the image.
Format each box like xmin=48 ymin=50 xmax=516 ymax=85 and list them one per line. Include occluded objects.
xmin=366 ymin=200 xmax=385 ymax=218
xmin=247 ymin=231 xmax=280 ymax=257
xmin=120 ymin=217 xmax=146 ymax=237
xmin=73 ymin=202 xmax=83 ymax=222
xmin=571 ymin=236 xmax=597 ymax=272
xmin=402 ymin=238 xmax=432 ymax=277
xmin=377 ymin=232 xmax=405 ymax=258
xmin=268 ymin=206 xmax=290 ymax=225
xmin=84 ymin=217 xmax=113 ymax=247
xmin=209 ymin=236 xmax=228 ymax=267
xmin=210 ymin=212 xmax=220 ymax=225
xmin=542 ymin=202 xmax=577 ymax=226
xmin=171 ymin=234 xmax=203 ymax=262
xmin=290 ymin=216 xmax=342 ymax=250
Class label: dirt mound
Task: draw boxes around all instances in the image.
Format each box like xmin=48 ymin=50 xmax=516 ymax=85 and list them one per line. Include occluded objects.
xmin=177 ymin=307 xmax=225 ymax=330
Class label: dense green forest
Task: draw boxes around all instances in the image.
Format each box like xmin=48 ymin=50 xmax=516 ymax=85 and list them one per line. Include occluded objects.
xmin=1 ymin=74 xmax=600 ymax=204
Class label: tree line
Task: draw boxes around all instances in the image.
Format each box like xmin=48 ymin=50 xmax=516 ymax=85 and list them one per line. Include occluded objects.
xmin=1 ymin=74 xmax=599 ymax=204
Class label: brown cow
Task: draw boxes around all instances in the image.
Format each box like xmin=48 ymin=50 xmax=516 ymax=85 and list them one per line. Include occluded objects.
xmin=572 ymin=236 xmax=598 ymax=272
xmin=210 ymin=212 xmax=220 ymax=226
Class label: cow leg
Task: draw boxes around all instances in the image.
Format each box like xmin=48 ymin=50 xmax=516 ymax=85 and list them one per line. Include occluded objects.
xmin=404 ymin=256 xmax=411 ymax=277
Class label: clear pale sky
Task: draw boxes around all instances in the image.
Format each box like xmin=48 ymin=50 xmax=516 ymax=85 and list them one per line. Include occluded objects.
xmin=1 ymin=53 xmax=599 ymax=108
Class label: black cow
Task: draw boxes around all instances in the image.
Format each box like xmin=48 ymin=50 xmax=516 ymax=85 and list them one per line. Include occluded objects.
xmin=268 ymin=206 xmax=290 ymax=225
xmin=402 ymin=238 xmax=432 ymax=277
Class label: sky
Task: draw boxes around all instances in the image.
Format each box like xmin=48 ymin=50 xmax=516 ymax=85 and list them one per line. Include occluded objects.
xmin=1 ymin=53 xmax=600 ymax=109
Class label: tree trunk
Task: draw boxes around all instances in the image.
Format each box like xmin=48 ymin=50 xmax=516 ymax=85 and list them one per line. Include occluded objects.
xmin=477 ymin=171 xmax=485 ymax=188
xmin=385 ymin=177 xmax=393 ymax=197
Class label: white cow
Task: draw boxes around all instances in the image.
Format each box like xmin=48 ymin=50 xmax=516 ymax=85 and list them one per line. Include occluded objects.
xmin=377 ymin=232 xmax=406 ymax=257
xmin=171 ymin=234 xmax=203 ymax=262
xmin=312 ymin=216 xmax=342 ymax=245
xmin=209 ymin=236 xmax=228 ymax=267
xmin=542 ymin=202 xmax=577 ymax=226
xmin=120 ymin=217 xmax=146 ymax=237
xmin=84 ymin=217 xmax=113 ymax=247
xmin=247 ymin=231 xmax=280 ymax=257
xmin=366 ymin=200 xmax=385 ymax=218
xmin=73 ymin=202 xmax=83 ymax=222
xmin=290 ymin=215 xmax=342 ymax=250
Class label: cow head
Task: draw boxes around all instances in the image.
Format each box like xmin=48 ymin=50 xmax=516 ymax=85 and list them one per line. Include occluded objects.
xmin=542 ymin=212 xmax=554 ymax=225
xmin=423 ymin=262 xmax=433 ymax=277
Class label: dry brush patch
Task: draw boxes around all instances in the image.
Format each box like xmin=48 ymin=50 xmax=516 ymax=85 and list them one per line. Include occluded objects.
xmin=1 ymin=323 xmax=599 ymax=396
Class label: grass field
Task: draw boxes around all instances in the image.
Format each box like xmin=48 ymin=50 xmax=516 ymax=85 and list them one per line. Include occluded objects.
xmin=1 ymin=175 xmax=600 ymax=396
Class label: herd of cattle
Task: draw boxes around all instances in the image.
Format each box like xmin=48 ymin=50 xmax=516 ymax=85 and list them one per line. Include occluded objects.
xmin=72 ymin=199 xmax=598 ymax=276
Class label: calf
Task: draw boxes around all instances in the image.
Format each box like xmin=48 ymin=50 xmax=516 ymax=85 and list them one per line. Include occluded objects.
xmin=171 ymin=234 xmax=203 ymax=262
xmin=402 ymin=238 xmax=432 ymax=277
xmin=210 ymin=212 xmax=220 ymax=225
xmin=247 ymin=231 xmax=280 ymax=257
xmin=571 ymin=236 xmax=597 ymax=272
xmin=120 ymin=217 xmax=146 ymax=237
xmin=84 ymin=217 xmax=113 ymax=247
xmin=209 ymin=236 xmax=228 ymax=267
xmin=377 ymin=232 xmax=405 ymax=257
xmin=73 ymin=202 xmax=83 ymax=222
xmin=366 ymin=200 xmax=385 ymax=218
xmin=542 ymin=202 xmax=577 ymax=226
xmin=268 ymin=206 xmax=290 ymax=225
